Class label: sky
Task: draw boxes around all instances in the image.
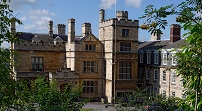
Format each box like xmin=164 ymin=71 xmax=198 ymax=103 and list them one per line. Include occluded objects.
xmin=2 ymin=0 xmax=184 ymax=47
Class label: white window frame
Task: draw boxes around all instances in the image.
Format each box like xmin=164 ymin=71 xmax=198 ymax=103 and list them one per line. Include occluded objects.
xmin=154 ymin=69 xmax=158 ymax=81
xmin=140 ymin=53 xmax=143 ymax=63
xmin=147 ymin=53 xmax=151 ymax=64
xmin=171 ymin=71 xmax=176 ymax=83
xmin=172 ymin=92 xmax=175 ymax=97
xmin=172 ymin=53 xmax=177 ymax=65
xmin=162 ymin=53 xmax=167 ymax=65
xmin=146 ymin=69 xmax=150 ymax=80
xmin=154 ymin=52 xmax=159 ymax=64
xmin=162 ymin=90 xmax=166 ymax=97
xmin=162 ymin=70 xmax=166 ymax=82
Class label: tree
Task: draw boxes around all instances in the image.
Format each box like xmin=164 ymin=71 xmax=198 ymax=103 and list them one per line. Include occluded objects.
xmin=29 ymin=77 xmax=87 ymax=111
xmin=139 ymin=0 xmax=202 ymax=111
xmin=0 ymin=1 xmax=87 ymax=110
xmin=0 ymin=0 xmax=22 ymax=110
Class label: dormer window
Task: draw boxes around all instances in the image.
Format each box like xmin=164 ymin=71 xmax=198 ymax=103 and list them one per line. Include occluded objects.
xmin=32 ymin=34 xmax=40 ymax=44
xmin=162 ymin=53 xmax=167 ymax=65
xmin=172 ymin=54 xmax=177 ymax=65
xmin=54 ymin=36 xmax=64 ymax=45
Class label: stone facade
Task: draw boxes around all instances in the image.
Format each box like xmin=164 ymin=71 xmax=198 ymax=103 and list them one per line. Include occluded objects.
xmin=99 ymin=9 xmax=139 ymax=103
xmin=13 ymin=9 xmax=139 ymax=102
xmin=138 ymin=24 xmax=185 ymax=99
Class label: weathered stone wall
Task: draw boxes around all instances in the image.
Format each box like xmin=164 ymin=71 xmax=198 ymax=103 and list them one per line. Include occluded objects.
xmin=15 ymin=48 xmax=65 ymax=72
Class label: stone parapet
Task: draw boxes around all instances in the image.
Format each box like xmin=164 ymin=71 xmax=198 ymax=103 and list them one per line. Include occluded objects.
xmin=14 ymin=42 xmax=65 ymax=51
xmin=99 ymin=18 xmax=139 ymax=28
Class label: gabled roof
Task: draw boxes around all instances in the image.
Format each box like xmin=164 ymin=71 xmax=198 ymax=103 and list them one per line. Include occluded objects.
xmin=74 ymin=33 xmax=99 ymax=43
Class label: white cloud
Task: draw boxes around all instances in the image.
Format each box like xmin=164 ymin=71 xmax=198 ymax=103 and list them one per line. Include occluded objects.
xmin=19 ymin=9 xmax=55 ymax=33
xmin=100 ymin=0 xmax=117 ymax=9
xmin=125 ymin=0 xmax=142 ymax=8
xmin=9 ymin=0 xmax=40 ymax=10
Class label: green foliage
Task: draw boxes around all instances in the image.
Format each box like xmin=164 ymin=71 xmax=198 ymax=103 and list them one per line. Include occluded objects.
xmin=0 ymin=1 xmax=87 ymax=111
xmin=24 ymin=77 xmax=87 ymax=111
xmin=140 ymin=0 xmax=202 ymax=111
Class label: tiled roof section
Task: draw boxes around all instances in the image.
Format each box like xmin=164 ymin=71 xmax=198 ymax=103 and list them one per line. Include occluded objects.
xmin=16 ymin=32 xmax=67 ymax=42
xmin=163 ymin=39 xmax=187 ymax=49
xmin=138 ymin=40 xmax=170 ymax=50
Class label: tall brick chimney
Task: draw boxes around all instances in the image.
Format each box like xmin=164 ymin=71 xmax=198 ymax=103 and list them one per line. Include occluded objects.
xmin=57 ymin=24 xmax=66 ymax=35
xmin=82 ymin=23 xmax=91 ymax=37
xmin=48 ymin=21 xmax=53 ymax=37
xmin=170 ymin=24 xmax=181 ymax=43
xmin=68 ymin=18 xmax=75 ymax=43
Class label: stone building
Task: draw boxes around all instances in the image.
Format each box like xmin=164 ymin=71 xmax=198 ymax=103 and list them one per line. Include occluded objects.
xmin=12 ymin=9 xmax=139 ymax=103
xmin=159 ymin=24 xmax=185 ymax=98
xmin=99 ymin=9 xmax=139 ymax=103
xmin=12 ymin=20 xmax=79 ymax=89
xmin=138 ymin=24 xmax=186 ymax=99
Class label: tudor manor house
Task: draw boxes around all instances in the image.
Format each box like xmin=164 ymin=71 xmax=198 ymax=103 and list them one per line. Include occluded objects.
xmin=12 ymin=9 xmax=184 ymax=103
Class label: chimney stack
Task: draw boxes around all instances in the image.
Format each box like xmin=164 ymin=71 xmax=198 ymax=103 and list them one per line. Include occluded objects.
xmin=170 ymin=24 xmax=181 ymax=43
xmin=57 ymin=24 xmax=66 ymax=35
xmin=99 ymin=9 xmax=105 ymax=22
xmin=11 ymin=20 xmax=16 ymax=34
xmin=116 ymin=11 xmax=128 ymax=20
xmin=68 ymin=18 xmax=75 ymax=43
xmin=82 ymin=23 xmax=91 ymax=37
xmin=151 ymin=33 xmax=161 ymax=41
xmin=48 ymin=21 xmax=53 ymax=37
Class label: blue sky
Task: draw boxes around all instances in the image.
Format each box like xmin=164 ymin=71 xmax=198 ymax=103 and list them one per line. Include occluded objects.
xmin=3 ymin=0 xmax=184 ymax=47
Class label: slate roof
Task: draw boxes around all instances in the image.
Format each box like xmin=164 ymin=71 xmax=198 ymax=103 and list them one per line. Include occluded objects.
xmin=163 ymin=39 xmax=187 ymax=49
xmin=16 ymin=32 xmax=67 ymax=42
xmin=138 ymin=40 xmax=170 ymax=50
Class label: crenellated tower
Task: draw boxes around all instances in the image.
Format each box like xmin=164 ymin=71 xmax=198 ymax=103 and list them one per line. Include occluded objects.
xmin=99 ymin=9 xmax=139 ymax=103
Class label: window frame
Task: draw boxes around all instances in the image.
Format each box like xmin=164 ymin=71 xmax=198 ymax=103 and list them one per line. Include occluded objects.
xmin=119 ymin=62 xmax=131 ymax=80
xmin=162 ymin=70 xmax=166 ymax=82
xmin=31 ymin=56 xmax=44 ymax=71
xmin=122 ymin=29 xmax=129 ymax=37
xmin=85 ymin=44 xmax=96 ymax=51
xmin=146 ymin=69 xmax=150 ymax=80
xmin=162 ymin=53 xmax=167 ymax=65
xmin=83 ymin=61 xmax=98 ymax=73
xmin=172 ymin=92 xmax=175 ymax=97
xmin=162 ymin=90 xmax=166 ymax=97
xmin=147 ymin=53 xmax=151 ymax=64
xmin=171 ymin=71 xmax=176 ymax=83
xmin=172 ymin=53 xmax=177 ymax=65
xmin=154 ymin=52 xmax=159 ymax=64
xmin=83 ymin=81 xmax=98 ymax=93
xmin=154 ymin=69 xmax=158 ymax=81
xmin=120 ymin=42 xmax=131 ymax=52
xmin=139 ymin=53 xmax=143 ymax=63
